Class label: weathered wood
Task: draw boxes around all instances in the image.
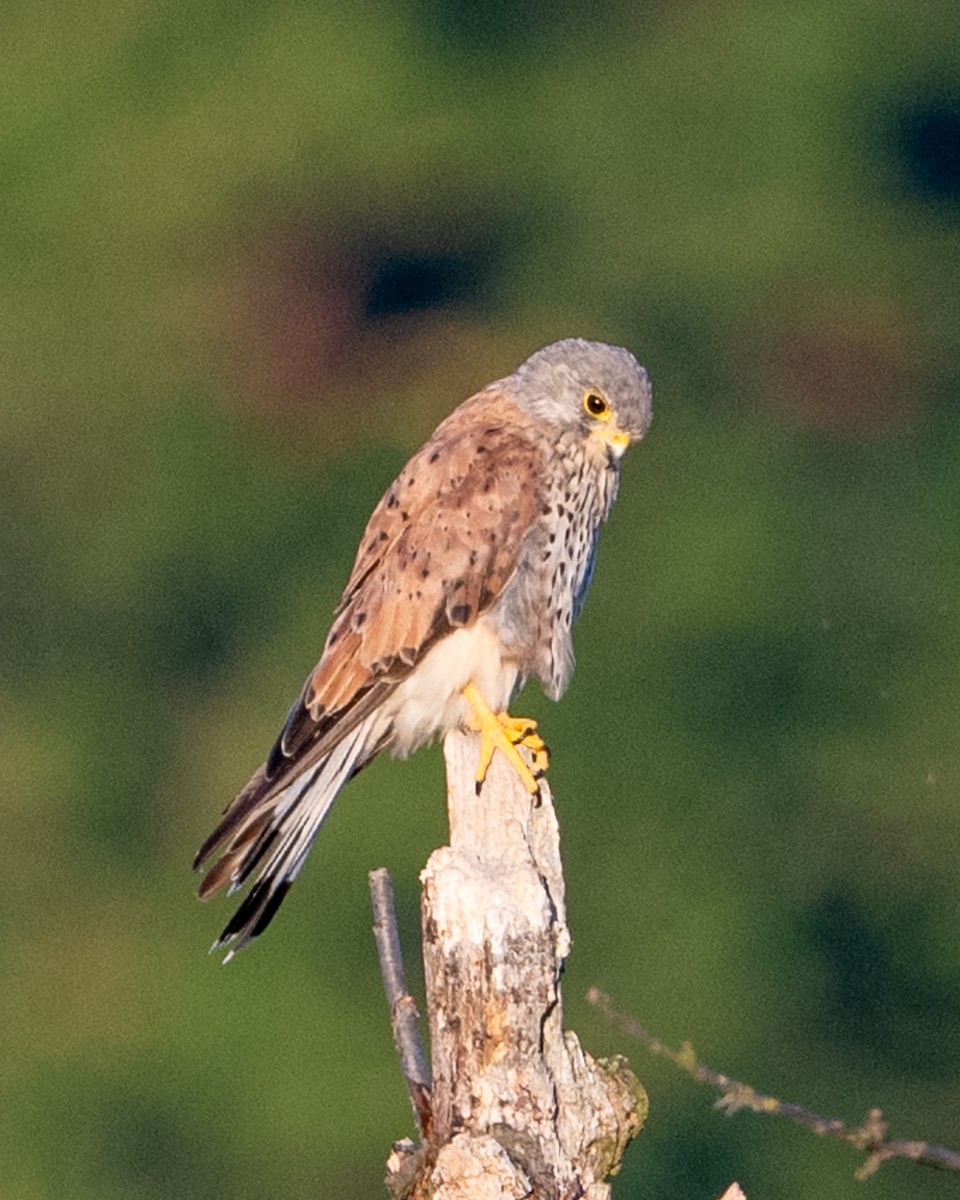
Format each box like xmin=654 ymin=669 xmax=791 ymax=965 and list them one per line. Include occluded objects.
xmin=387 ymin=728 xmax=645 ymax=1199
xmin=370 ymin=867 xmax=433 ymax=1140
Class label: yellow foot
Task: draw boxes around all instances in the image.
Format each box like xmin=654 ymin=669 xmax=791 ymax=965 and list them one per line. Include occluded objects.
xmin=462 ymin=684 xmax=550 ymax=795
xmin=495 ymin=713 xmax=551 ymax=778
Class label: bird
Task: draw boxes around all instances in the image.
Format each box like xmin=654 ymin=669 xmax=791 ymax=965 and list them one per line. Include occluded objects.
xmin=195 ymin=337 xmax=653 ymax=958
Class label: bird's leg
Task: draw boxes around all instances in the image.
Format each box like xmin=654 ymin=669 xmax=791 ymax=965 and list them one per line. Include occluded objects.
xmin=461 ymin=684 xmax=549 ymax=795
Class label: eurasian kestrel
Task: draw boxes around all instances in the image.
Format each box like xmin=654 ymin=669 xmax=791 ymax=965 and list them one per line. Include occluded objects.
xmin=195 ymin=338 xmax=653 ymax=957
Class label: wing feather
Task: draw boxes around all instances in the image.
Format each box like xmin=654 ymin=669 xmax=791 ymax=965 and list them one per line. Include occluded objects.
xmin=195 ymin=389 xmax=545 ymax=879
xmin=278 ymin=392 xmax=545 ymax=766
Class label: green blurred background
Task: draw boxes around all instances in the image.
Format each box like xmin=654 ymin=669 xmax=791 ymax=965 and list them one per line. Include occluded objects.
xmin=4 ymin=1 xmax=960 ymax=1196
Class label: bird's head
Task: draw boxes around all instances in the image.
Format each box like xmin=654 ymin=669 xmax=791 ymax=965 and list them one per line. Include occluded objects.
xmin=510 ymin=338 xmax=653 ymax=460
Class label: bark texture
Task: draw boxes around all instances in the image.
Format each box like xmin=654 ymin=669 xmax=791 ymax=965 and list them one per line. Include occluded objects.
xmin=388 ymin=729 xmax=645 ymax=1199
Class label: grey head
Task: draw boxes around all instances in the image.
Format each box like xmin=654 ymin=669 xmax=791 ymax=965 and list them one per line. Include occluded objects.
xmin=508 ymin=337 xmax=653 ymax=451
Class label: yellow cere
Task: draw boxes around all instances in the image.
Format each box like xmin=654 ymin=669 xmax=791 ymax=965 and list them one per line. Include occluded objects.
xmin=591 ymin=424 xmax=631 ymax=458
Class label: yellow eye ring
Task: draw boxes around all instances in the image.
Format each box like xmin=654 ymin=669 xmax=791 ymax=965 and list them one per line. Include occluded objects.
xmin=583 ymin=390 xmax=611 ymax=420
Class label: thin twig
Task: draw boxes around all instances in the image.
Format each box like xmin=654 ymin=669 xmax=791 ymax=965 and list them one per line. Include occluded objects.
xmin=370 ymin=868 xmax=432 ymax=1139
xmin=587 ymin=987 xmax=960 ymax=1179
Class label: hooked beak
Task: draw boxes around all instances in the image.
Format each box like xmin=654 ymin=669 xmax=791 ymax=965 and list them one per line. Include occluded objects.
xmin=594 ymin=425 xmax=632 ymax=460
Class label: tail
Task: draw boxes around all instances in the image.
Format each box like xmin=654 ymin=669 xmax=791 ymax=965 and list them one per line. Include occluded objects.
xmin=195 ymin=714 xmax=378 ymax=960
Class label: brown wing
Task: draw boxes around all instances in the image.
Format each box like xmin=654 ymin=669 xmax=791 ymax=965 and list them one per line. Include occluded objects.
xmin=278 ymin=389 xmax=545 ymax=761
xmin=195 ymin=388 xmax=544 ymax=873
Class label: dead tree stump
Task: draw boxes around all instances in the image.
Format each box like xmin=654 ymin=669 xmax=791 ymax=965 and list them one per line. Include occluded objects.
xmin=386 ymin=728 xmax=645 ymax=1199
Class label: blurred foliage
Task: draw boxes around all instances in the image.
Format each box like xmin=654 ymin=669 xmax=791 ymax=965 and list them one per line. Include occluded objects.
xmin=3 ymin=1 xmax=960 ymax=1197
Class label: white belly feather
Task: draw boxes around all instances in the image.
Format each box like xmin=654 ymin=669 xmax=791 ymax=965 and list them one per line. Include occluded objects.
xmin=383 ymin=615 xmax=520 ymax=757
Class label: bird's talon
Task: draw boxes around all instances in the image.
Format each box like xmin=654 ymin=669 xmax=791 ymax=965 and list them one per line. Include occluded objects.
xmin=497 ymin=713 xmax=538 ymax=741
xmin=463 ymin=684 xmax=545 ymax=795
xmin=474 ymin=723 xmax=497 ymax=788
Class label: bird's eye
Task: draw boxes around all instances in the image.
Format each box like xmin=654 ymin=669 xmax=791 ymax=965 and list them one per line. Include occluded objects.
xmin=583 ymin=390 xmax=611 ymax=419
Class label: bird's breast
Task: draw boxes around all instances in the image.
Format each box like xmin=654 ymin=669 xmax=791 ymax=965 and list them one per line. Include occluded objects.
xmin=477 ymin=437 xmax=617 ymax=705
